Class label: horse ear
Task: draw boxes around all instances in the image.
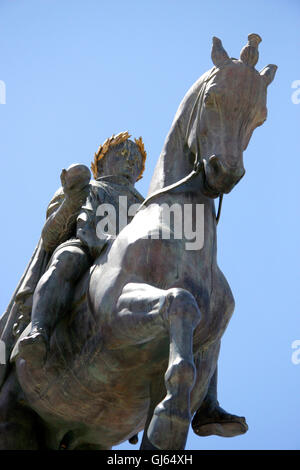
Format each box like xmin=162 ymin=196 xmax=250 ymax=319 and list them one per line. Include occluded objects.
xmin=211 ymin=37 xmax=230 ymax=67
xmin=240 ymin=33 xmax=262 ymax=67
xmin=260 ymin=64 xmax=278 ymax=86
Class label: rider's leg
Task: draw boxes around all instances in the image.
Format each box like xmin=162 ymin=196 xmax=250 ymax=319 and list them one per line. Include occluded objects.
xmin=19 ymin=244 xmax=90 ymax=362
xmin=31 ymin=245 xmax=90 ymax=336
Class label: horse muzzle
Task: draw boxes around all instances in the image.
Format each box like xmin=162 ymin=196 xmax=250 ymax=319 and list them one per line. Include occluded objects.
xmin=203 ymin=155 xmax=245 ymax=196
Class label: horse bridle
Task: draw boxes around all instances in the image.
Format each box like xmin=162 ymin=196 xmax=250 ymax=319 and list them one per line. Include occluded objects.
xmin=139 ymin=67 xmax=224 ymax=225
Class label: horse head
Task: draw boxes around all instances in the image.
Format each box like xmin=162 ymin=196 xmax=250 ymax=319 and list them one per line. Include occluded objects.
xmin=180 ymin=34 xmax=277 ymax=198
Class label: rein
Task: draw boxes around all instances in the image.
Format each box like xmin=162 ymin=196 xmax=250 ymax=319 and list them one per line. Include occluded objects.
xmin=138 ymin=167 xmax=223 ymax=226
xmin=216 ymin=193 xmax=223 ymax=225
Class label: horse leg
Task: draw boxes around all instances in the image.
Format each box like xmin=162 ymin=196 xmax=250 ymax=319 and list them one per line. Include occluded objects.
xmin=192 ymin=363 xmax=248 ymax=437
xmin=0 ymin=369 xmax=44 ymax=449
xmin=108 ymin=283 xmax=201 ymax=449
xmin=140 ymin=375 xmax=166 ymax=450
xmin=147 ymin=288 xmax=201 ymax=450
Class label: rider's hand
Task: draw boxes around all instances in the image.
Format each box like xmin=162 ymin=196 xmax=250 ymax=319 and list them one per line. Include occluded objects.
xmin=60 ymin=164 xmax=91 ymax=197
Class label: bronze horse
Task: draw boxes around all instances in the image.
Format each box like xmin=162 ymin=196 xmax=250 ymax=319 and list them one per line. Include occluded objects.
xmin=0 ymin=35 xmax=277 ymax=450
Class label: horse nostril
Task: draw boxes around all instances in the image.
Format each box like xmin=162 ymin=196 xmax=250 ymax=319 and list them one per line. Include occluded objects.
xmin=209 ymin=155 xmax=222 ymax=174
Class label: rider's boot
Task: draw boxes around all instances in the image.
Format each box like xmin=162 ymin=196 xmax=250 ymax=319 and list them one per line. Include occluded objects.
xmin=18 ymin=326 xmax=48 ymax=368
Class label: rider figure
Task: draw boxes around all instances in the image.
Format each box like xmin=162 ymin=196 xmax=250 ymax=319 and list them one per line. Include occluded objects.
xmin=18 ymin=132 xmax=146 ymax=364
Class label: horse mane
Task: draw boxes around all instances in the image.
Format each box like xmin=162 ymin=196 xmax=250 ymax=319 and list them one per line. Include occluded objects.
xmin=148 ymin=67 xmax=218 ymax=195
xmin=176 ymin=67 xmax=218 ymax=154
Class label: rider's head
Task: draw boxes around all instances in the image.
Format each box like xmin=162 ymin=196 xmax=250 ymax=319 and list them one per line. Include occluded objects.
xmin=91 ymin=132 xmax=146 ymax=184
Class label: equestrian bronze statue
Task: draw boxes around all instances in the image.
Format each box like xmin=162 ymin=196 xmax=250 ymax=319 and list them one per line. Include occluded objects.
xmin=0 ymin=34 xmax=277 ymax=450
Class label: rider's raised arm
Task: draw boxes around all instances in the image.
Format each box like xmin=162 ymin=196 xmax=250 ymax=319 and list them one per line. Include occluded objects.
xmin=42 ymin=164 xmax=91 ymax=252
xmin=76 ymin=183 xmax=112 ymax=260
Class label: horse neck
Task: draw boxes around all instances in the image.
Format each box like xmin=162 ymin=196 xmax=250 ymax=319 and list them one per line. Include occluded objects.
xmin=147 ymin=118 xmax=191 ymax=196
xmin=153 ymin=185 xmax=217 ymax=268
xmin=148 ymin=70 xmax=211 ymax=197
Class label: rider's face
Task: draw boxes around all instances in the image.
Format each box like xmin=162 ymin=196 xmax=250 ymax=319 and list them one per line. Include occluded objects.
xmin=102 ymin=144 xmax=143 ymax=184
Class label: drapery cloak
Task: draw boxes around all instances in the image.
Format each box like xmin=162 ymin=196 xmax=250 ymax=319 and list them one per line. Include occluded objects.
xmin=0 ymin=176 xmax=144 ymax=388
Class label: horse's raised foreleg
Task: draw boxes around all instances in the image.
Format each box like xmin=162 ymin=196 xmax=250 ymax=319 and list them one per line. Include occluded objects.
xmin=107 ymin=283 xmax=201 ymax=450
xmin=147 ymin=288 xmax=201 ymax=450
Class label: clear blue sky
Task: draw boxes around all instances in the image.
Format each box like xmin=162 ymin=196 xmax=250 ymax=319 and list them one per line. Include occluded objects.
xmin=0 ymin=0 xmax=299 ymax=450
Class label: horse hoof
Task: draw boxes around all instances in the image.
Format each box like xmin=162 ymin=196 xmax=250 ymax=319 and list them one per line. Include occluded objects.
xmin=193 ymin=420 xmax=248 ymax=437
xmin=147 ymin=402 xmax=190 ymax=450
xmin=192 ymin=414 xmax=248 ymax=437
